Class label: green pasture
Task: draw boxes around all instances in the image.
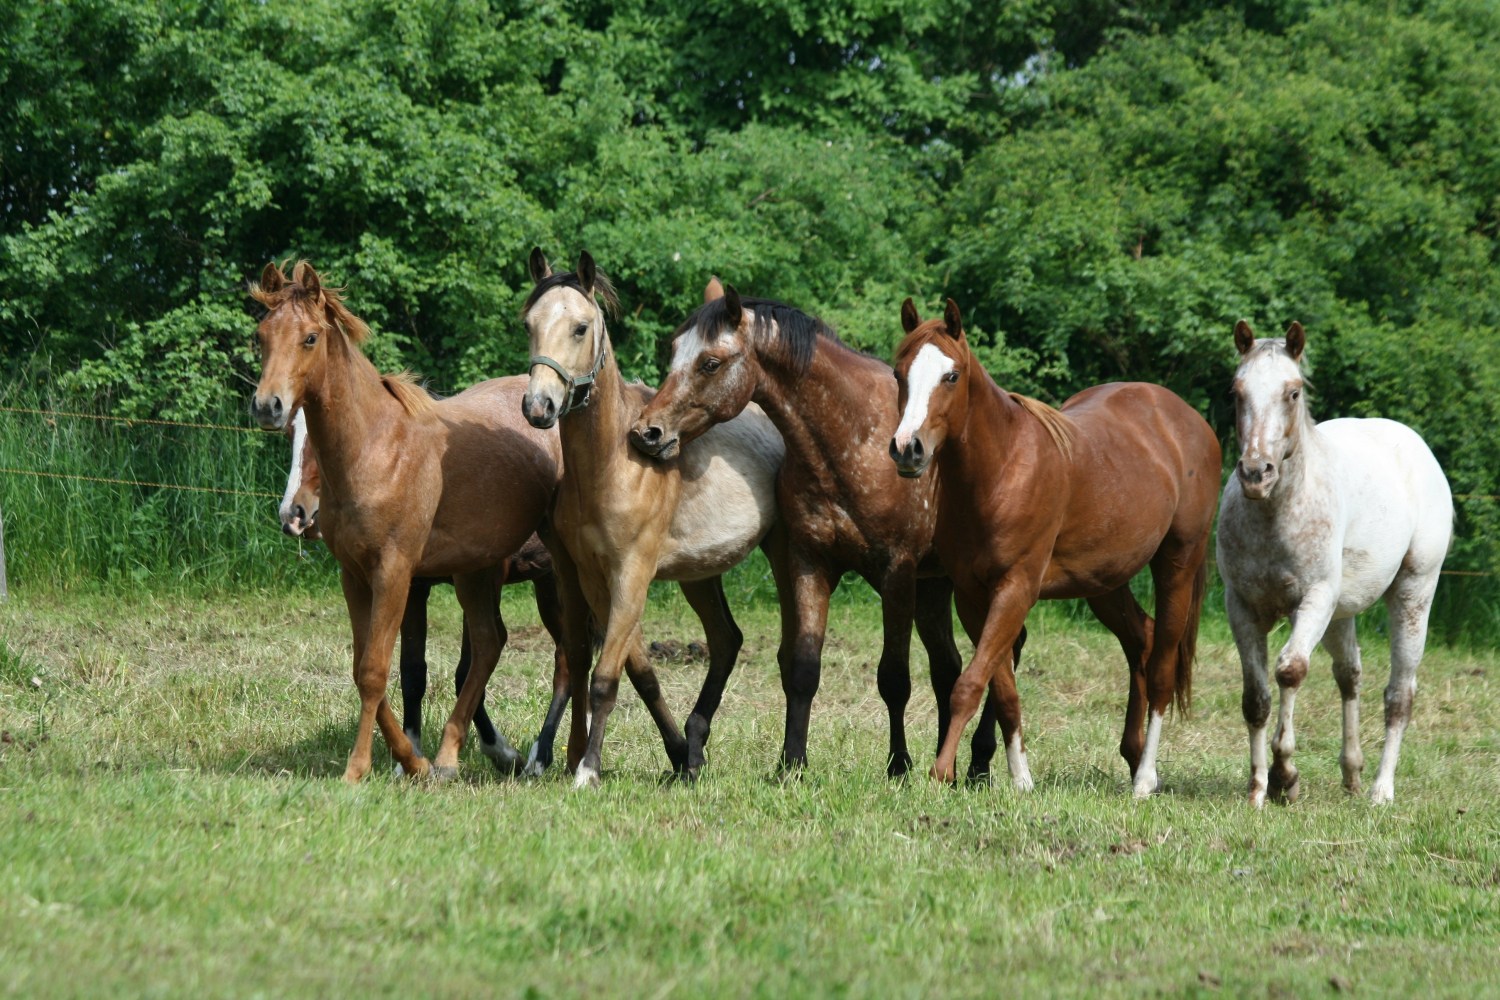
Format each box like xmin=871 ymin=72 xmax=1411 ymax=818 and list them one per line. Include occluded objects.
xmin=2 ymin=585 xmax=1497 ymax=998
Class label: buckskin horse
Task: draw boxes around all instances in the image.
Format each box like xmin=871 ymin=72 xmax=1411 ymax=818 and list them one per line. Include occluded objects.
xmin=889 ymin=298 xmax=1220 ymax=796
xmin=521 ymin=249 xmax=788 ymax=786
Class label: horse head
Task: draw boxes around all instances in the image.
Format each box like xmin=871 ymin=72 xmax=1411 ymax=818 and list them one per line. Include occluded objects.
xmin=278 ymin=408 xmax=322 ymax=539
xmin=520 ymin=248 xmax=619 ymax=428
xmin=889 ymin=298 xmax=971 ymax=478
xmin=250 ymin=259 xmax=368 ymax=431
xmin=1229 ymin=319 xmax=1309 ymax=500
xmin=631 ymin=278 xmax=757 ymax=460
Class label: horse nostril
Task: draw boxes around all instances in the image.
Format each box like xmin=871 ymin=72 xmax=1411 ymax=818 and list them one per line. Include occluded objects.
xmin=642 ymin=425 xmax=662 ymax=445
xmin=889 ymin=438 xmax=902 ymax=462
xmin=1263 ymin=463 xmax=1274 ymax=475
xmin=910 ymin=438 xmax=923 ymax=461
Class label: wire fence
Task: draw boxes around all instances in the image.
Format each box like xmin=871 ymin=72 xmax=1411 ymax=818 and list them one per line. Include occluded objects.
xmin=0 ymin=405 xmax=1495 ymax=578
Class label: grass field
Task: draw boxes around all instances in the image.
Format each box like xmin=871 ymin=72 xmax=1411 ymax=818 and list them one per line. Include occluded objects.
xmin=1 ymin=582 xmax=1498 ymax=998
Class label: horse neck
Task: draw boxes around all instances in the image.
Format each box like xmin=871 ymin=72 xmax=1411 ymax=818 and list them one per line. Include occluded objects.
xmin=299 ymin=331 xmax=402 ymax=498
xmin=752 ymin=339 xmax=885 ymax=474
xmin=556 ymin=329 xmax=633 ymax=483
xmin=936 ymin=365 xmax=1031 ymax=508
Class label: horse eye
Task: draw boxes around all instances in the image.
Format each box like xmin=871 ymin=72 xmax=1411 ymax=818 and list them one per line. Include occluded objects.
xmin=1289 ymin=389 xmax=1300 ymax=401
xmin=701 ymin=358 xmax=721 ymax=374
xmin=945 ymin=371 xmax=960 ymax=384
xmin=303 ymin=333 xmax=318 ymax=347
xmin=573 ymin=323 xmax=589 ymax=338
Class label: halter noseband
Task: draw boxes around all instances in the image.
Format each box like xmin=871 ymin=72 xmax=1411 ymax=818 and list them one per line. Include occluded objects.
xmin=529 ymin=345 xmax=607 ymax=418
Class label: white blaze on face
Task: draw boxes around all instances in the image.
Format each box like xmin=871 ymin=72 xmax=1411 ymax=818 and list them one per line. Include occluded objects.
xmin=893 ymin=344 xmax=954 ymax=449
xmin=670 ymin=325 xmax=709 ymax=374
xmin=279 ymin=408 xmax=309 ymax=526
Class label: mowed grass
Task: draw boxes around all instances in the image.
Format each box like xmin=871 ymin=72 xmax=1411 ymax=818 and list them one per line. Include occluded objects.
xmin=1 ymin=584 xmax=1497 ymax=998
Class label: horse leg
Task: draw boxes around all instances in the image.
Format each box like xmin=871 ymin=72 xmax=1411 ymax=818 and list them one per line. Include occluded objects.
xmin=1132 ymin=547 xmax=1206 ymax=798
xmin=524 ymin=573 xmax=571 ymax=777
xmin=872 ymin=565 xmax=918 ymax=778
xmin=775 ymin=559 xmax=834 ymax=776
xmin=677 ymin=576 xmax=743 ymax=780
xmin=574 ymin=553 xmax=660 ymax=788
xmin=620 ymin=635 xmax=689 ymax=772
xmin=1268 ymin=586 xmax=1336 ymax=804
xmin=1086 ymin=585 xmax=1152 ymax=781
xmin=466 ymin=597 xmax=523 ymax=775
xmin=917 ymin=578 xmax=1011 ymax=782
xmin=431 ymin=570 xmax=515 ymax=779
xmin=937 ymin=581 xmax=1032 ymax=788
xmin=1370 ymin=571 xmax=1438 ymax=804
xmin=341 ymin=565 xmax=424 ymax=782
xmin=398 ymin=579 xmax=433 ymax=759
xmin=1320 ymin=617 xmax=1364 ymax=794
xmin=1227 ymin=587 xmax=1273 ymax=807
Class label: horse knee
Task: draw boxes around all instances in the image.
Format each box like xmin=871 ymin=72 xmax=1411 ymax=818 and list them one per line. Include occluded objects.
xmin=588 ymin=675 xmax=620 ymax=712
xmin=1274 ymin=653 xmax=1308 ymax=689
xmin=779 ymin=642 xmax=821 ymax=702
xmin=876 ymin=656 xmax=912 ymax=707
xmin=1242 ymin=685 xmax=1271 ymax=728
xmin=1384 ymin=681 xmax=1415 ymax=727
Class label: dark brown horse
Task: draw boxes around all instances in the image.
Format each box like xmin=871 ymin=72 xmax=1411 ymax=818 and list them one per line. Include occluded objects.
xmin=889 ymin=299 xmax=1220 ymax=795
xmin=250 ymin=259 xmax=565 ymax=782
xmin=630 ymin=280 xmax=1013 ymax=778
xmin=277 ymin=412 xmax=571 ymax=775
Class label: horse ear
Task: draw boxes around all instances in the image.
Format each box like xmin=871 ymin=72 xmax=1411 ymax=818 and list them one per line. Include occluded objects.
xmin=1284 ymin=321 xmax=1305 ymax=362
xmin=1233 ymin=319 xmax=1255 ymax=356
xmin=900 ymin=298 xmax=921 ymax=334
xmin=576 ymin=251 xmax=596 ymax=296
xmin=260 ymin=262 xmax=285 ymax=294
xmin=942 ymin=298 xmax=964 ymax=340
xmin=295 ymin=261 xmax=322 ymax=298
xmin=528 ymin=247 xmax=552 ymax=284
xmin=722 ymin=283 xmax=743 ymax=328
xmin=704 ymin=276 xmax=724 ymax=303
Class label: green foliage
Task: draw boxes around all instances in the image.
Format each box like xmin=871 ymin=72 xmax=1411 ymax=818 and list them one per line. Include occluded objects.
xmin=0 ymin=0 xmax=1495 ymax=636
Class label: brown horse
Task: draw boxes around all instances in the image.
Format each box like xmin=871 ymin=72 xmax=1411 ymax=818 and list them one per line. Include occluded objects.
xmin=522 ymin=249 xmax=787 ymax=786
xmin=889 ymin=299 xmax=1220 ymax=795
xmin=250 ymin=259 xmax=567 ymax=783
xmin=276 ymin=409 xmax=572 ymax=775
xmin=630 ymin=280 xmax=1014 ymax=778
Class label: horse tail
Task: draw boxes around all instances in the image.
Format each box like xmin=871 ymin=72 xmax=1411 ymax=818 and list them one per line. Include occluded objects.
xmin=1174 ymin=555 xmax=1209 ymax=716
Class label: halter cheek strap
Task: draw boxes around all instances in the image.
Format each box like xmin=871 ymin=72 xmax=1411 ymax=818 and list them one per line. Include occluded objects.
xmin=529 ymin=346 xmax=607 ymax=418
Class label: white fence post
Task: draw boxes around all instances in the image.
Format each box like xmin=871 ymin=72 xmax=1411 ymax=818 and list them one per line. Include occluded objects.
xmin=0 ymin=504 xmax=8 ymax=601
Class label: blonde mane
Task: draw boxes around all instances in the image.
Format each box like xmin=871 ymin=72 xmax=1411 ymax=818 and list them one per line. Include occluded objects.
xmin=1009 ymin=393 xmax=1076 ymax=461
xmin=381 ymin=370 xmax=437 ymax=417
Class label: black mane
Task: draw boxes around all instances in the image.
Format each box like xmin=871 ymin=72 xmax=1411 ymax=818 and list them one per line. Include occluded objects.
xmin=680 ymin=295 xmax=842 ymax=375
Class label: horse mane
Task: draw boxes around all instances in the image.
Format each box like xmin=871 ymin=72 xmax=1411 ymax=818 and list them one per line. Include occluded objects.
xmin=521 ymin=268 xmax=621 ymax=318
xmin=682 ymin=295 xmax=843 ymax=375
xmin=250 ymin=259 xmax=372 ymax=344
xmin=1009 ymin=392 xmax=1076 ymax=462
xmin=381 ymin=370 xmax=437 ymax=417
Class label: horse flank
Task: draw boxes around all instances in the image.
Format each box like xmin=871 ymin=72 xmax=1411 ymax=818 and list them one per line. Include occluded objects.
xmin=1009 ymin=392 xmax=1076 ymax=463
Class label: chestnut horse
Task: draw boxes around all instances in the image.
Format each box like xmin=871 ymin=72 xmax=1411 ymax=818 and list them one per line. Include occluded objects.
xmin=889 ymin=299 xmax=1220 ymax=796
xmin=521 ymin=249 xmax=787 ymax=787
xmin=250 ymin=259 xmax=566 ymax=782
xmin=630 ymin=280 xmax=1014 ymax=778
xmin=1218 ymin=321 xmax=1451 ymax=806
xmin=277 ymin=409 xmax=572 ymax=775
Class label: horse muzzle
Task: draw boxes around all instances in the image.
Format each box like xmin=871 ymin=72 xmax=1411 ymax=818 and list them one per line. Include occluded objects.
xmin=889 ymin=435 xmax=930 ymax=478
xmin=1236 ymin=458 xmax=1278 ymax=500
xmin=628 ymin=422 xmax=679 ymax=461
xmin=522 ymin=390 xmax=559 ymax=430
xmin=250 ymin=393 xmax=288 ymax=431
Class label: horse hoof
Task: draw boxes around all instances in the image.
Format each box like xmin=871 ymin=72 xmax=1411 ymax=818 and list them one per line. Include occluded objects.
xmin=481 ymin=743 xmax=523 ymax=776
xmin=1268 ymin=767 xmax=1300 ymax=804
xmin=428 ymin=764 xmax=459 ymax=784
xmin=1132 ymin=773 xmax=1162 ymax=799
xmin=1369 ymin=780 xmax=1394 ymax=806
xmin=573 ymin=764 xmax=601 ymax=789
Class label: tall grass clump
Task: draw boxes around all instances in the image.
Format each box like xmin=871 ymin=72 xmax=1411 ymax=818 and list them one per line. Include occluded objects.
xmin=0 ymin=378 xmax=335 ymax=593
